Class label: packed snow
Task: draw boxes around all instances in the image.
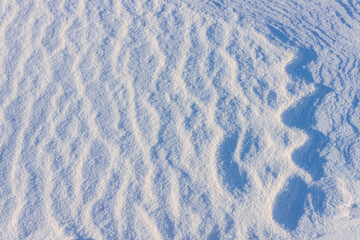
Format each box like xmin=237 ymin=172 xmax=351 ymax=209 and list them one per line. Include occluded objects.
xmin=0 ymin=0 xmax=360 ymax=239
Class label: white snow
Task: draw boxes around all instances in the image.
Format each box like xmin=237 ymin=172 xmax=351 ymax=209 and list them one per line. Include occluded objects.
xmin=0 ymin=0 xmax=359 ymax=239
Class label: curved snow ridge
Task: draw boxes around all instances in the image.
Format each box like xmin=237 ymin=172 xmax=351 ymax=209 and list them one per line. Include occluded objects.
xmin=281 ymin=47 xmax=332 ymax=181
xmin=254 ymin=2 xmax=360 ymax=236
xmin=1 ymin=0 xmax=360 ymax=239
xmin=272 ymin=46 xmax=332 ymax=233
xmin=186 ymin=0 xmax=360 ymax=237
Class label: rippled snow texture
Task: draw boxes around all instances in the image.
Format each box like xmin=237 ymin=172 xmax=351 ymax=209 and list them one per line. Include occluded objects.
xmin=0 ymin=0 xmax=360 ymax=239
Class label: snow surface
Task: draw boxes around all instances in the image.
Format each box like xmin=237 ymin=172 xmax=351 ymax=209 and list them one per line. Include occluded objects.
xmin=0 ymin=0 xmax=360 ymax=239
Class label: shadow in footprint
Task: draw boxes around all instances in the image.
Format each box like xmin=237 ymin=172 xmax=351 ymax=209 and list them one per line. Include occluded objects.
xmin=309 ymin=186 xmax=326 ymax=216
xmin=281 ymin=47 xmax=332 ymax=181
xmin=272 ymin=176 xmax=308 ymax=231
xmin=285 ymin=47 xmax=317 ymax=84
xmin=282 ymin=85 xmax=331 ymax=180
xmin=217 ymin=132 xmax=248 ymax=196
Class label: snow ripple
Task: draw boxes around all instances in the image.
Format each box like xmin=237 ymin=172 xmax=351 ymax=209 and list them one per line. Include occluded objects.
xmin=0 ymin=0 xmax=359 ymax=239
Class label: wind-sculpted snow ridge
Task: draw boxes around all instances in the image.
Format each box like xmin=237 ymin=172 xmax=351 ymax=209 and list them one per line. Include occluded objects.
xmin=0 ymin=0 xmax=359 ymax=239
